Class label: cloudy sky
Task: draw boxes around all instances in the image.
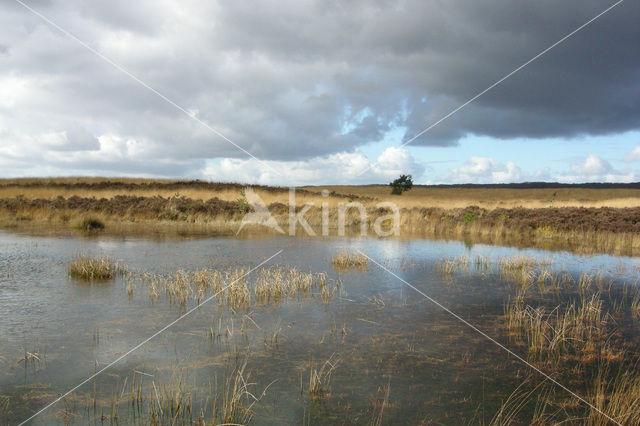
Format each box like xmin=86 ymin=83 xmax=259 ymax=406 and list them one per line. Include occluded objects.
xmin=1 ymin=0 xmax=639 ymax=185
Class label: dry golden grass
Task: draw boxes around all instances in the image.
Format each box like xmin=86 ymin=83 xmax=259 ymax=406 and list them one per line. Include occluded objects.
xmin=586 ymin=368 xmax=640 ymax=425
xmin=436 ymin=256 xmax=470 ymax=278
xmin=0 ymin=178 xmax=349 ymax=208
xmin=69 ymin=256 xmax=118 ymax=281
xmin=131 ymin=265 xmax=334 ymax=309
xmin=331 ymin=251 xmax=369 ymax=271
xmin=4 ymin=178 xmax=640 ymax=257
xmin=304 ymin=185 xmax=640 ymax=209
xmin=4 ymin=178 xmax=640 ymax=209
xmin=504 ymin=293 xmax=610 ymax=359
xmin=85 ymin=362 xmax=259 ymax=425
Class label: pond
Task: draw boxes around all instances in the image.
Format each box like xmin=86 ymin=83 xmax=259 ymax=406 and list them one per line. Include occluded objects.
xmin=1 ymin=230 xmax=639 ymax=424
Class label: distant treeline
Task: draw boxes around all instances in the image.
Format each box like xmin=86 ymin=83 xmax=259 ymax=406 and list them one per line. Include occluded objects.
xmin=0 ymin=180 xmax=284 ymax=192
xmin=4 ymin=179 xmax=640 ymax=191
xmin=413 ymin=182 xmax=640 ymax=189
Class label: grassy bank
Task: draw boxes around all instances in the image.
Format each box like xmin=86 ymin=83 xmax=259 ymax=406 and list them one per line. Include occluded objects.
xmin=306 ymin=183 xmax=640 ymax=209
xmin=2 ymin=178 xmax=640 ymax=256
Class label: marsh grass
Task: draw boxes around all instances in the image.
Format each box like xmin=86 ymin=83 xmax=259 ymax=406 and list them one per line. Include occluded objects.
xmin=631 ymin=291 xmax=640 ymax=319
xmin=373 ymin=381 xmax=391 ymax=426
xmin=309 ymin=355 xmax=339 ymax=399
xmin=504 ymin=292 xmax=611 ymax=359
xmin=5 ymin=179 xmax=640 ymax=257
xmin=474 ymin=254 xmax=489 ymax=271
xmin=130 ymin=265 xmax=335 ymax=310
xmin=72 ymin=362 xmax=263 ymax=425
xmin=492 ymin=365 xmax=640 ymax=424
xmin=436 ymin=258 xmax=456 ymax=278
xmin=331 ymin=251 xmax=369 ymax=271
xmin=436 ymin=255 xmax=471 ymax=279
xmin=494 ymin=269 xmax=640 ymax=424
xmin=148 ymin=371 xmax=193 ymax=422
xmin=585 ymin=367 xmax=640 ymax=425
xmin=69 ymin=256 xmax=118 ymax=281
xmin=487 ymin=378 xmax=554 ymax=426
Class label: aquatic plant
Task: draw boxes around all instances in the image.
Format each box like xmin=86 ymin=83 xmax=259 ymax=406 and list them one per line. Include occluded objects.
xmin=504 ymin=292 xmax=611 ymax=359
xmin=69 ymin=255 xmax=118 ymax=280
xmin=309 ymin=355 xmax=339 ymax=399
xmin=631 ymin=291 xmax=640 ymax=319
xmin=129 ymin=264 xmax=335 ymax=311
xmin=585 ymin=367 xmax=640 ymax=425
xmin=474 ymin=254 xmax=489 ymax=270
xmin=331 ymin=251 xmax=369 ymax=271
xmin=436 ymin=258 xmax=456 ymax=278
xmin=436 ymin=255 xmax=472 ymax=278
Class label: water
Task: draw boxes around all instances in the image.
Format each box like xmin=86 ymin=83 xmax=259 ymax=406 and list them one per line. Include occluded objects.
xmin=1 ymin=230 xmax=639 ymax=424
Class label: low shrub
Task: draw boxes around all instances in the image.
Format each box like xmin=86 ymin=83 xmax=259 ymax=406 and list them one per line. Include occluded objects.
xmin=77 ymin=217 xmax=105 ymax=231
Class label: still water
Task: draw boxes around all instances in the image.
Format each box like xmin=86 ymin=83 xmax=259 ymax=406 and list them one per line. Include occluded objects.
xmin=1 ymin=231 xmax=638 ymax=424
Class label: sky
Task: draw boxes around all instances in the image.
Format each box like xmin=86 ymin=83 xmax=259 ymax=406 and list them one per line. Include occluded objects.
xmin=1 ymin=0 xmax=639 ymax=185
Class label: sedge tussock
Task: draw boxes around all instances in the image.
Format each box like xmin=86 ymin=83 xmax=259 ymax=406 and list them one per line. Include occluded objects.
xmin=331 ymin=251 xmax=369 ymax=271
xmin=130 ymin=265 xmax=335 ymax=309
xmin=499 ymin=255 xmax=537 ymax=271
xmin=69 ymin=256 xmax=118 ymax=281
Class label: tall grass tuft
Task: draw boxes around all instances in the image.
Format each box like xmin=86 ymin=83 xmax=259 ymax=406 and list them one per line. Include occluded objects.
xmin=69 ymin=256 xmax=118 ymax=281
xmin=331 ymin=251 xmax=369 ymax=271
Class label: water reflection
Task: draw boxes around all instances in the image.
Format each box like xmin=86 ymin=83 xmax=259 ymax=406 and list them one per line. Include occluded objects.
xmin=1 ymin=230 xmax=639 ymax=424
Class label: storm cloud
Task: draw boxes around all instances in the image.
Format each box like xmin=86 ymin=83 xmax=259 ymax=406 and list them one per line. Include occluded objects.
xmin=0 ymin=0 xmax=638 ymax=180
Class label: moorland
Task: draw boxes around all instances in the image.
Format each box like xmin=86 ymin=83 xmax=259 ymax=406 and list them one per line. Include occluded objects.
xmin=2 ymin=178 xmax=640 ymax=256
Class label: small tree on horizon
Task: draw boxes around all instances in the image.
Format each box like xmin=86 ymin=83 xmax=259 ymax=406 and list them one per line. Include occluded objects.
xmin=389 ymin=174 xmax=413 ymax=195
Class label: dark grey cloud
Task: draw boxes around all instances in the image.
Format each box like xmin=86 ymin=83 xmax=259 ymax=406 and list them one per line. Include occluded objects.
xmin=0 ymin=0 xmax=638 ymax=178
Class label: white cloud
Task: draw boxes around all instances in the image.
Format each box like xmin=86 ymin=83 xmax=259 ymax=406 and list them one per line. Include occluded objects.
xmin=438 ymin=153 xmax=639 ymax=185
xmin=0 ymin=1 xmax=638 ymax=181
xmin=623 ymin=146 xmax=640 ymax=162
xmin=442 ymin=156 xmax=526 ymax=184
xmin=557 ymin=153 xmax=636 ymax=183
xmin=202 ymin=147 xmax=423 ymax=185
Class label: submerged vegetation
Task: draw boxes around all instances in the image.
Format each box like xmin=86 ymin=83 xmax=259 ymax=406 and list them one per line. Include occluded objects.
xmin=124 ymin=265 xmax=338 ymax=310
xmin=388 ymin=252 xmax=640 ymax=423
xmin=309 ymin=355 xmax=339 ymax=399
xmin=493 ymin=256 xmax=640 ymax=424
xmin=7 ymin=221 xmax=640 ymax=423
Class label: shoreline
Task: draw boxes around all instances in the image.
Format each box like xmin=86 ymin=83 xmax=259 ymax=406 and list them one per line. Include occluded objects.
xmin=2 ymin=178 xmax=640 ymax=256
xmin=2 ymin=196 xmax=639 ymax=257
